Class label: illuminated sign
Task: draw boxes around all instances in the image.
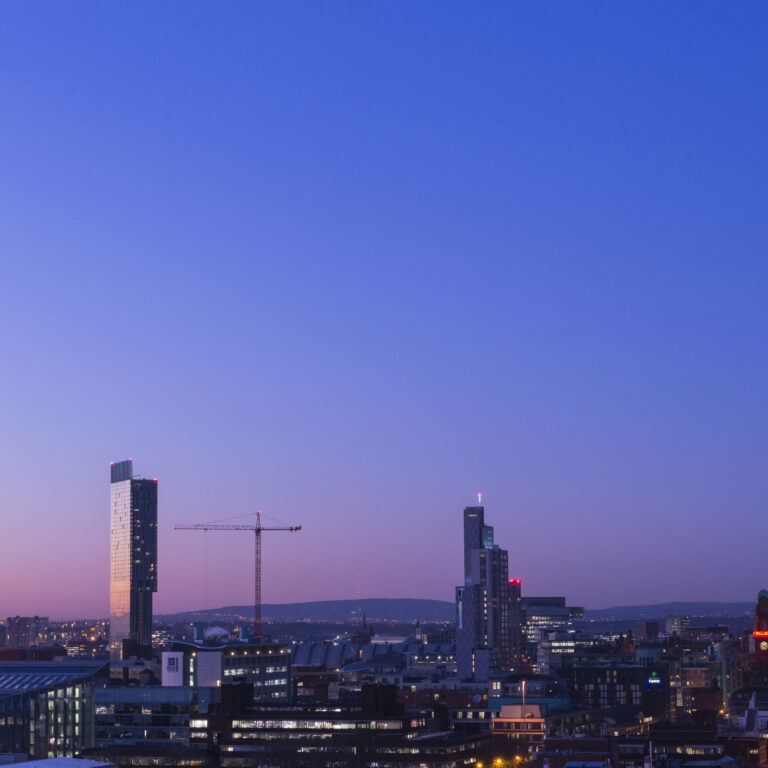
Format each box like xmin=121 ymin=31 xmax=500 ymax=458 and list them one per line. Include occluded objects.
xmin=754 ymin=631 xmax=768 ymax=638
xmin=647 ymin=673 xmax=663 ymax=690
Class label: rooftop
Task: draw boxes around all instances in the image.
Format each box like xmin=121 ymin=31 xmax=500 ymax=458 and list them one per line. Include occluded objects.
xmin=0 ymin=661 xmax=107 ymax=694
xmin=14 ymin=760 xmax=113 ymax=768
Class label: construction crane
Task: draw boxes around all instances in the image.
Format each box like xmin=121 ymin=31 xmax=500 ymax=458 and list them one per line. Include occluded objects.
xmin=175 ymin=511 xmax=301 ymax=641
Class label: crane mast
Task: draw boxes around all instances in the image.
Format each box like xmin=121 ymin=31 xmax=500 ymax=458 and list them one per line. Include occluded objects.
xmin=175 ymin=510 xmax=301 ymax=640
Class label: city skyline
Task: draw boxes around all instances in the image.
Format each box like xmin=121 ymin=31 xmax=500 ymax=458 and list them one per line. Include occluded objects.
xmin=2 ymin=2 xmax=768 ymax=616
xmin=0 ymin=462 xmax=765 ymax=618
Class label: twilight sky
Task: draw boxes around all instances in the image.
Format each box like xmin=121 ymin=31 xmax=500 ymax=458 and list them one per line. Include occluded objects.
xmin=1 ymin=2 xmax=767 ymax=618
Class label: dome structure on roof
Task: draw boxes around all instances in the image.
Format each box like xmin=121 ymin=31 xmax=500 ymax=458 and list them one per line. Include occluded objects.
xmin=203 ymin=626 xmax=229 ymax=639
xmin=758 ymin=590 xmax=768 ymax=600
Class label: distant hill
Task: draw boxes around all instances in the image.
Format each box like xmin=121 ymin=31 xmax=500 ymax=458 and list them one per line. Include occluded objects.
xmin=157 ymin=599 xmax=755 ymax=626
xmin=584 ymin=602 xmax=754 ymax=621
xmin=156 ymin=598 xmax=455 ymax=624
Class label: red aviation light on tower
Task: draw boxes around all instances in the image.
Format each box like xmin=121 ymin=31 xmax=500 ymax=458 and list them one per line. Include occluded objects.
xmin=477 ymin=492 xmax=482 ymax=505
xmin=509 ymin=578 xmax=521 ymax=585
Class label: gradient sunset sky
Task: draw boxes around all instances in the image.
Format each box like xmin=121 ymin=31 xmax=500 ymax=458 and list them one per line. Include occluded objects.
xmin=1 ymin=2 xmax=767 ymax=617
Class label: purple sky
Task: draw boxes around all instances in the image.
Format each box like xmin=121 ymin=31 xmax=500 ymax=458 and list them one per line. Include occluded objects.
xmin=1 ymin=2 xmax=768 ymax=618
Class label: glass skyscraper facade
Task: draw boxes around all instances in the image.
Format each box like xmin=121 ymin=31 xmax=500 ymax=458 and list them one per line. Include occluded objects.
xmin=109 ymin=459 xmax=158 ymax=659
xmin=456 ymin=504 xmax=519 ymax=680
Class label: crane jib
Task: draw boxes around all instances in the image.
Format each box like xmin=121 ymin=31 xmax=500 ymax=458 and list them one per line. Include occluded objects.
xmin=174 ymin=519 xmax=301 ymax=640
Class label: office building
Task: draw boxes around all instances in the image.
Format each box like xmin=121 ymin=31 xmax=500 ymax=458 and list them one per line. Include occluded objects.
xmin=456 ymin=504 xmax=519 ymax=680
xmin=6 ymin=617 xmax=49 ymax=648
xmin=168 ymin=641 xmax=292 ymax=704
xmin=187 ymin=685 xmax=484 ymax=768
xmin=0 ymin=660 xmax=108 ymax=758
xmin=522 ymin=597 xmax=583 ymax=639
xmin=665 ymin=614 xmax=690 ymax=636
xmin=95 ymin=687 xmax=220 ymax=748
xmin=571 ymin=663 xmax=671 ymax=720
xmin=87 ymin=684 xmax=488 ymax=768
xmin=536 ymin=631 xmax=579 ymax=675
xmin=109 ymin=459 xmax=158 ymax=660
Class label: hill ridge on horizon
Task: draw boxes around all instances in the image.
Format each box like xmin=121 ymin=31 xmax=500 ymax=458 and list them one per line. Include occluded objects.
xmin=157 ymin=598 xmax=454 ymax=623
xmin=591 ymin=600 xmax=754 ymax=611
xmin=585 ymin=601 xmax=754 ymax=620
xmin=155 ymin=598 xmax=757 ymax=624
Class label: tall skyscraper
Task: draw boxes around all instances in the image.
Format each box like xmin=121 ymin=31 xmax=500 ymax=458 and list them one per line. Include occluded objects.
xmin=456 ymin=503 xmax=519 ymax=680
xmin=109 ymin=459 xmax=158 ymax=659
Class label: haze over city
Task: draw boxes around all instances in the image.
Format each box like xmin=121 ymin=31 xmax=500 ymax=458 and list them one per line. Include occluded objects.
xmin=2 ymin=2 xmax=768 ymax=618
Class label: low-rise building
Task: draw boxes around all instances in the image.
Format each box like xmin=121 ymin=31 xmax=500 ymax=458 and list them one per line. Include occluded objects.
xmin=0 ymin=661 xmax=109 ymax=759
xmin=491 ymin=703 xmax=547 ymax=753
xmin=168 ymin=641 xmax=291 ymax=704
xmin=94 ymin=687 xmax=220 ymax=748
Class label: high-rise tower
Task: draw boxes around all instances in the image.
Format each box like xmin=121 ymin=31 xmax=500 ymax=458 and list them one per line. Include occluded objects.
xmin=109 ymin=459 xmax=158 ymax=659
xmin=456 ymin=503 xmax=519 ymax=680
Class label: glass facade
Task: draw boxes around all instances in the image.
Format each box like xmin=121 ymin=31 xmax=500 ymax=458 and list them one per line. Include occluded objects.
xmin=110 ymin=460 xmax=158 ymax=659
xmin=456 ymin=505 xmax=518 ymax=678
xmin=109 ymin=472 xmax=131 ymax=658
xmin=95 ymin=687 xmax=218 ymax=747
xmin=0 ymin=661 xmax=108 ymax=759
